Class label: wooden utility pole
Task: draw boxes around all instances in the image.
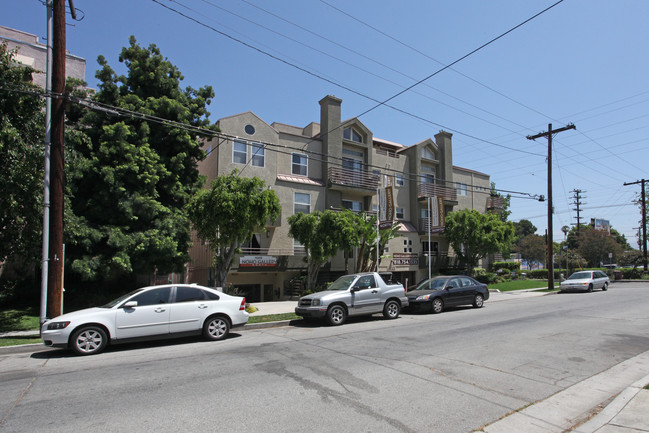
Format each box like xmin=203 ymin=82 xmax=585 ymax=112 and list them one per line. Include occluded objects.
xmin=624 ymin=179 xmax=648 ymax=272
xmin=527 ymin=123 xmax=576 ymax=291
xmin=47 ymin=0 xmax=66 ymax=318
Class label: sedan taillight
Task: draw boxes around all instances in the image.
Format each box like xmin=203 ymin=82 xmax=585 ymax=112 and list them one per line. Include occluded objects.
xmin=239 ymin=298 xmax=246 ymax=311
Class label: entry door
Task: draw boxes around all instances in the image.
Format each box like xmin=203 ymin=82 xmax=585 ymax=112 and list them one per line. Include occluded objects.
xmin=114 ymin=287 xmax=172 ymax=339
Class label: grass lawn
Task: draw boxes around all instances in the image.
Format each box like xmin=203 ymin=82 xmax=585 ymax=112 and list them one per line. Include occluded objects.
xmin=0 ymin=309 xmax=40 ymax=332
xmin=248 ymin=313 xmax=299 ymax=323
xmin=490 ymin=280 xmax=559 ymax=292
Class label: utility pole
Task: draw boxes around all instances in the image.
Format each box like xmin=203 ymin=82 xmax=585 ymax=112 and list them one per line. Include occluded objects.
xmin=571 ymin=189 xmax=585 ymax=237
xmin=624 ymin=179 xmax=647 ymax=272
xmin=527 ymin=123 xmax=576 ymax=292
xmin=47 ymin=0 xmax=67 ymax=318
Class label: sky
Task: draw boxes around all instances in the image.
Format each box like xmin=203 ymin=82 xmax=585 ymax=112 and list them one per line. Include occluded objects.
xmin=3 ymin=0 xmax=648 ymax=248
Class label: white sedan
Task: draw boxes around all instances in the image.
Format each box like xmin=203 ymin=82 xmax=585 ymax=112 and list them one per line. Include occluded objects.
xmin=560 ymin=270 xmax=610 ymax=293
xmin=41 ymin=284 xmax=249 ymax=355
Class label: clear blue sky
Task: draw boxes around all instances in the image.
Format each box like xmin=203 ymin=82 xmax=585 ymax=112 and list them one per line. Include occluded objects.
xmin=3 ymin=0 xmax=648 ymax=249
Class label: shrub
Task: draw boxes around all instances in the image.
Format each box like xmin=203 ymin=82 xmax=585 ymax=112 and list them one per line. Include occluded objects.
xmin=493 ymin=261 xmax=521 ymax=272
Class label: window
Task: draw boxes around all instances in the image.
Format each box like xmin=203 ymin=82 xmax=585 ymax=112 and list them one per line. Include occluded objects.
xmin=421 ymin=164 xmax=435 ymax=183
xmin=422 ymin=241 xmax=439 ymax=255
xmin=456 ymin=183 xmax=468 ymax=196
xmin=342 ymin=200 xmax=363 ymax=212
xmin=421 ymin=147 xmax=435 ymax=160
xmin=294 ymin=192 xmax=310 ymax=214
xmin=175 ymin=286 xmax=208 ymax=303
xmin=395 ymin=174 xmax=404 ymax=187
xmin=396 ymin=207 xmax=404 ymax=219
xmin=251 ymin=142 xmax=265 ymax=167
xmin=130 ymin=287 xmax=171 ymax=307
xmin=233 ymin=140 xmax=247 ymax=164
xmin=343 ymin=127 xmax=363 ymax=143
xmin=233 ymin=139 xmax=265 ymax=167
xmin=292 ymin=153 xmax=307 ymax=176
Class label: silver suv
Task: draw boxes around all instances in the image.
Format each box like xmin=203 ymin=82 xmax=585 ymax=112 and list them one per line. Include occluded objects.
xmin=295 ymin=272 xmax=408 ymax=326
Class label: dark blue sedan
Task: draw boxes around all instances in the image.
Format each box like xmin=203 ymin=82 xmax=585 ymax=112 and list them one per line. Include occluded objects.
xmin=406 ymin=276 xmax=489 ymax=314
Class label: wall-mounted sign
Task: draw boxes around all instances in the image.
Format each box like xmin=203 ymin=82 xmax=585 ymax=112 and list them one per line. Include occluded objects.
xmin=240 ymin=256 xmax=277 ymax=267
xmin=392 ymin=253 xmax=419 ymax=266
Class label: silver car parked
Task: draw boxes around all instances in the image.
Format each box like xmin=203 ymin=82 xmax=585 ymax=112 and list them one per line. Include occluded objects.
xmin=560 ymin=270 xmax=610 ymax=292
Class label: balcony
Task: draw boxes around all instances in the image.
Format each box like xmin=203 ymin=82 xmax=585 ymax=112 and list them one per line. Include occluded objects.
xmin=328 ymin=167 xmax=380 ymax=191
xmin=487 ymin=196 xmax=505 ymax=212
xmin=417 ymin=183 xmax=457 ymax=202
xmin=419 ymin=217 xmax=446 ymax=234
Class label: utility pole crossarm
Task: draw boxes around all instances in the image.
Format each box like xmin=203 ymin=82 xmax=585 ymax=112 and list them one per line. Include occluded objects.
xmin=526 ymin=123 xmax=576 ymax=140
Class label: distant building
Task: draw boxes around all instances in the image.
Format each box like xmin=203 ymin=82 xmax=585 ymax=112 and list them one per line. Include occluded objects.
xmin=188 ymin=95 xmax=502 ymax=301
xmin=0 ymin=25 xmax=86 ymax=88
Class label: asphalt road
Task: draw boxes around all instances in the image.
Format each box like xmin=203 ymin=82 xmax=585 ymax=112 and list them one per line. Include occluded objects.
xmin=1 ymin=283 xmax=648 ymax=433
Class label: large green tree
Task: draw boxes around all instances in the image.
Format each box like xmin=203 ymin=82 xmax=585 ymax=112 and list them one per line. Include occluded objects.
xmin=289 ymin=210 xmax=360 ymax=291
xmin=576 ymin=227 xmax=624 ymax=267
xmin=187 ymin=172 xmax=280 ymax=288
xmin=66 ymin=37 xmax=216 ymax=281
xmin=0 ymin=43 xmax=44 ymax=277
xmin=444 ymin=209 xmax=515 ymax=275
xmin=517 ymin=234 xmax=546 ymax=269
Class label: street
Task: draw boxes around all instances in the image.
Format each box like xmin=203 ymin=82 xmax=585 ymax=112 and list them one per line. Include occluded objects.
xmin=1 ymin=284 xmax=648 ymax=433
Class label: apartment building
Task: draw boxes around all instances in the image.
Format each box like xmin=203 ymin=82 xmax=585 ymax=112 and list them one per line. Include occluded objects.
xmin=0 ymin=25 xmax=86 ymax=89
xmin=188 ymin=95 xmax=496 ymax=301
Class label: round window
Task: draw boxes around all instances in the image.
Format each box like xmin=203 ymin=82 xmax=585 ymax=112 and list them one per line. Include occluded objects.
xmin=245 ymin=124 xmax=255 ymax=135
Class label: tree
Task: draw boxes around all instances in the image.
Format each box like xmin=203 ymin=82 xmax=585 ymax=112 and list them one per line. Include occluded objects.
xmin=490 ymin=182 xmax=511 ymax=222
xmin=517 ymin=235 xmax=546 ymax=270
xmin=444 ymin=209 xmax=515 ymax=275
xmin=288 ymin=210 xmax=361 ymax=291
xmin=66 ymin=37 xmax=217 ymax=281
xmin=513 ymin=219 xmax=537 ymax=239
xmin=576 ymin=227 xmax=624 ymax=267
xmin=0 ymin=43 xmax=44 ymax=277
xmin=354 ymin=216 xmax=400 ymax=273
xmin=187 ymin=172 xmax=280 ymax=288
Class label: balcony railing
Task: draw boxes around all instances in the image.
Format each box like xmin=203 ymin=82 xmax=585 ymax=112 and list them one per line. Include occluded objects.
xmin=417 ymin=183 xmax=457 ymax=201
xmin=328 ymin=167 xmax=380 ymax=190
xmin=487 ymin=196 xmax=504 ymax=211
xmin=419 ymin=218 xmax=446 ymax=234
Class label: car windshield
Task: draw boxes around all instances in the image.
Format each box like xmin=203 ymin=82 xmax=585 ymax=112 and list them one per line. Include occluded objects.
xmin=328 ymin=275 xmax=358 ymax=291
xmin=568 ymin=272 xmax=592 ymax=280
xmin=415 ymin=278 xmax=448 ymax=291
xmin=101 ymin=288 xmax=145 ymax=308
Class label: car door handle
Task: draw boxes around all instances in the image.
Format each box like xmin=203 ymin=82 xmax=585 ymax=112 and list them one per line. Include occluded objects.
xmin=154 ymin=307 xmax=166 ymax=313
xmin=372 ymin=290 xmax=378 ymax=293
xmin=198 ymin=304 xmax=208 ymax=309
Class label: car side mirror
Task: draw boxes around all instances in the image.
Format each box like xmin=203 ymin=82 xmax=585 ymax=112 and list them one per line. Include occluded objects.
xmin=122 ymin=301 xmax=138 ymax=309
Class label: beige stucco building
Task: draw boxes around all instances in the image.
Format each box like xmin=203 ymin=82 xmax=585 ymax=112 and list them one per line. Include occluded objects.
xmin=0 ymin=26 xmax=86 ymax=89
xmin=188 ymin=95 xmax=499 ymax=301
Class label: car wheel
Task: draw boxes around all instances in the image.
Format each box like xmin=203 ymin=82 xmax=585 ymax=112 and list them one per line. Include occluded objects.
xmin=327 ymin=305 xmax=347 ymax=326
xmin=70 ymin=326 xmax=108 ymax=356
xmin=382 ymin=300 xmax=400 ymax=320
xmin=587 ymin=284 xmax=593 ymax=293
xmin=203 ymin=316 xmax=230 ymax=341
xmin=431 ymin=298 xmax=443 ymax=314
xmin=603 ymin=282 xmax=608 ymax=291
xmin=473 ymin=294 xmax=484 ymax=308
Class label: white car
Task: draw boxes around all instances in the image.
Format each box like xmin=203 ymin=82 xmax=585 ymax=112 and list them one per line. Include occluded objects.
xmin=560 ymin=270 xmax=610 ymax=293
xmin=41 ymin=284 xmax=249 ymax=355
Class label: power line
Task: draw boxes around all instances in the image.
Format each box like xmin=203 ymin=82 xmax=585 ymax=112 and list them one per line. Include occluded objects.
xmin=153 ymin=0 xmax=546 ymax=158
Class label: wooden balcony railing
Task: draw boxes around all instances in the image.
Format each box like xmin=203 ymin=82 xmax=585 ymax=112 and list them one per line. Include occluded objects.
xmin=328 ymin=167 xmax=380 ymax=190
xmin=417 ymin=183 xmax=457 ymax=201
